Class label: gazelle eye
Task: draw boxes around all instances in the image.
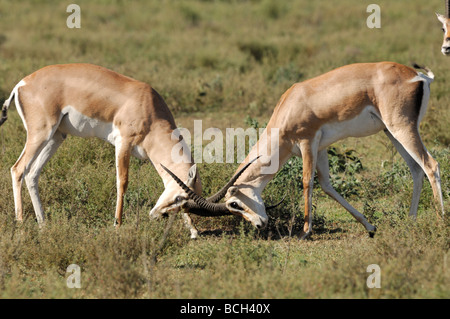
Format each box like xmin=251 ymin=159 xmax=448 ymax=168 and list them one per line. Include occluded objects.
xmin=230 ymin=202 xmax=241 ymax=210
xmin=175 ymin=196 xmax=184 ymax=203
xmin=442 ymin=28 xmax=446 ymax=33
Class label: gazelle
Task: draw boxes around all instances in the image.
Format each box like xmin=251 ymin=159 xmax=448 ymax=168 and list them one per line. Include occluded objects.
xmin=165 ymin=62 xmax=445 ymax=238
xmin=0 ymin=63 xmax=244 ymax=237
xmin=436 ymin=0 xmax=450 ymax=55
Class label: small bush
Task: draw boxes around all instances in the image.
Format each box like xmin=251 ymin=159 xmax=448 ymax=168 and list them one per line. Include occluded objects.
xmin=238 ymin=41 xmax=278 ymax=63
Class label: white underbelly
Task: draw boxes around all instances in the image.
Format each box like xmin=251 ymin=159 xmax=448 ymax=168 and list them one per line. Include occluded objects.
xmin=319 ymin=105 xmax=385 ymax=150
xmin=59 ymin=106 xmax=118 ymax=144
xmin=58 ymin=106 xmax=149 ymax=160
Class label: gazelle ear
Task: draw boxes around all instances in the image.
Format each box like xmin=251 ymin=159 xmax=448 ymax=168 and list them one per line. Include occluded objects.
xmin=187 ymin=164 xmax=197 ymax=188
xmin=436 ymin=12 xmax=447 ymax=24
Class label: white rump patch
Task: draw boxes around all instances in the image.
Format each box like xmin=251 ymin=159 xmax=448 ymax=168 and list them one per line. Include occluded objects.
xmin=409 ymin=74 xmax=432 ymax=126
xmin=409 ymin=72 xmax=434 ymax=84
xmin=12 ymin=80 xmax=27 ymax=131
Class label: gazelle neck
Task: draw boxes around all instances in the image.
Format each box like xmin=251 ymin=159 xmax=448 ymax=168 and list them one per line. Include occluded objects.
xmin=235 ymin=125 xmax=293 ymax=192
xmin=139 ymin=119 xmax=194 ymax=188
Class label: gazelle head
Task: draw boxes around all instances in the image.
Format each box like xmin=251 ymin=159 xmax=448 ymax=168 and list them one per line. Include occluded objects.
xmin=149 ymin=164 xmax=201 ymax=219
xmin=161 ymin=157 xmax=284 ymax=230
xmin=223 ymin=184 xmax=286 ymax=229
xmin=222 ymin=185 xmax=269 ymax=229
xmin=436 ymin=1 xmax=450 ymax=56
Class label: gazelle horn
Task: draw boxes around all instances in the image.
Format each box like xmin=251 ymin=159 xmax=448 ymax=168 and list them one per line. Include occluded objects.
xmin=160 ymin=157 xmax=260 ymax=217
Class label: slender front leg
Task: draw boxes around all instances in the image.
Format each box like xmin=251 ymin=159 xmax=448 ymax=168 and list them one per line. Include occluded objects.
xmin=182 ymin=213 xmax=199 ymax=239
xmin=298 ymin=137 xmax=319 ymax=239
xmin=114 ymin=141 xmax=131 ymax=228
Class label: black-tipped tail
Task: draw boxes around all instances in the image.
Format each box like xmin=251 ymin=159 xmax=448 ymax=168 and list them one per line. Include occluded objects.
xmin=0 ymin=103 xmax=9 ymax=126
xmin=412 ymin=63 xmax=434 ymax=80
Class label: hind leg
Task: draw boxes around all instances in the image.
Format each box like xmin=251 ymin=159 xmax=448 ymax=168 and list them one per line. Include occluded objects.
xmin=11 ymin=130 xmax=54 ymax=222
xmin=384 ymin=130 xmax=425 ymax=218
xmin=24 ymin=131 xmax=66 ymax=224
xmin=386 ymin=126 xmax=444 ymax=218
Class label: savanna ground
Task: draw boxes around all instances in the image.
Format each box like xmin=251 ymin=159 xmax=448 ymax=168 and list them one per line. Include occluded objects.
xmin=0 ymin=0 xmax=448 ymax=299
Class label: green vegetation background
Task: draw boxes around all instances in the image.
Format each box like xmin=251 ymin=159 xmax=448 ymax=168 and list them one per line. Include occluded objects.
xmin=0 ymin=0 xmax=448 ymax=298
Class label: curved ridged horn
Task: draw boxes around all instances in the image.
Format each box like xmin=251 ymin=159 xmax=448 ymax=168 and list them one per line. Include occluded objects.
xmin=160 ymin=156 xmax=260 ymax=217
xmin=184 ymin=200 xmax=231 ymax=216
xmin=206 ymin=156 xmax=261 ymax=203
xmin=265 ymin=193 xmax=286 ymax=210
xmin=161 ymin=164 xmax=231 ymax=216
xmin=447 ymin=0 xmax=450 ymax=18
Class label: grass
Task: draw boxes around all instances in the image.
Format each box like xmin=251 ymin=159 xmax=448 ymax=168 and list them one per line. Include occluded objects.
xmin=0 ymin=0 xmax=448 ymax=299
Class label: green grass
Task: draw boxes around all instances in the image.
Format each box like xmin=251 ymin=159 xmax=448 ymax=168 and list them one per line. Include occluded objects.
xmin=0 ymin=0 xmax=448 ymax=299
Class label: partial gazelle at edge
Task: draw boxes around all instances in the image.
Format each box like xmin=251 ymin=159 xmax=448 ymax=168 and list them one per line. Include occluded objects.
xmin=166 ymin=62 xmax=445 ymax=239
xmin=436 ymin=0 xmax=450 ymax=56
xmin=0 ymin=63 xmax=244 ymax=238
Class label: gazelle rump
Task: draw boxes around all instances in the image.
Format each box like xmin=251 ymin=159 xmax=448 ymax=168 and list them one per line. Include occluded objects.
xmin=0 ymin=63 xmax=204 ymax=233
xmin=167 ymin=62 xmax=445 ymax=238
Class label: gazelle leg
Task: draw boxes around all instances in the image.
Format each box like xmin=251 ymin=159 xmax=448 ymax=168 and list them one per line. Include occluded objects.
xmin=298 ymin=137 xmax=320 ymax=239
xmin=183 ymin=164 xmax=199 ymax=239
xmin=316 ymin=149 xmax=376 ymax=235
xmin=114 ymin=140 xmax=131 ymax=228
xmin=384 ymin=130 xmax=425 ymax=218
xmin=386 ymin=126 xmax=445 ymax=218
xmin=11 ymin=147 xmax=27 ymax=222
xmin=24 ymin=131 xmax=65 ymax=225
xmin=11 ymin=130 xmax=54 ymax=222
xmin=182 ymin=213 xmax=199 ymax=239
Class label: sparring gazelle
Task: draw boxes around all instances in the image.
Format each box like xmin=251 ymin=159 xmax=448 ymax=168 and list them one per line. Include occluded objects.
xmin=0 ymin=63 xmax=246 ymax=237
xmin=165 ymin=62 xmax=445 ymax=238
xmin=436 ymin=0 xmax=450 ymax=56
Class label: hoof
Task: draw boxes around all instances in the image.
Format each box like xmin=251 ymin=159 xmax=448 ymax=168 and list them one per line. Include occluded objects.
xmin=113 ymin=218 xmax=122 ymax=228
xmin=190 ymin=232 xmax=199 ymax=240
xmin=299 ymin=230 xmax=312 ymax=240
xmin=368 ymin=227 xmax=377 ymax=238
